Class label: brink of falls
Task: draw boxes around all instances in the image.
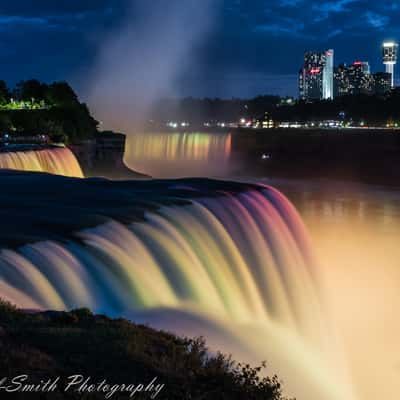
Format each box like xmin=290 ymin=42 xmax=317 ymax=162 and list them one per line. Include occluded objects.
xmin=0 ymin=146 xmax=83 ymax=178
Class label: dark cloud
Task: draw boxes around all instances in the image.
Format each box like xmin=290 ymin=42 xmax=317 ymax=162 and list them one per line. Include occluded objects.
xmin=0 ymin=0 xmax=399 ymax=98
xmin=0 ymin=1 xmax=125 ymax=17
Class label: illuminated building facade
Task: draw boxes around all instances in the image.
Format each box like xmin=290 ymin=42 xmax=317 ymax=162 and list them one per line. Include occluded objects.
xmin=373 ymin=72 xmax=392 ymax=95
xmin=299 ymin=49 xmax=334 ymax=101
xmin=334 ymin=64 xmax=350 ymax=97
xmin=323 ymin=49 xmax=334 ymax=99
xmin=382 ymin=42 xmax=398 ymax=88
xmin=261 ymin=112 xmax=275 ymax=128
xmin=301 ymin=43 xmax=398 ymax=99
xmin=347 ymin=61 xmax=373 ymax=95
xmin=334 ymin=62 xmax=375 ymax=96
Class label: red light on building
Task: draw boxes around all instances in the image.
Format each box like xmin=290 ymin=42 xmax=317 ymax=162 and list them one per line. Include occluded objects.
xmin=309 ymin=68 xmax=321 ymax=74
xmin=353 ymin=61 xmax=363 ymax=66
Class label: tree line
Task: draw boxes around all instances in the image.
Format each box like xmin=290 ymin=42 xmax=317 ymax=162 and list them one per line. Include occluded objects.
xmin=0 ymin=79 xmax=98 ymax=143
xmin=274 ymin=91 xmax=400 ymax=125
xmin=151 ymin=91 xmax=400 ymax=126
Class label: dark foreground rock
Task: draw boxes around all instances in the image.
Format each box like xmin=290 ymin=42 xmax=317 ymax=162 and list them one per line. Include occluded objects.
xmin=69 ymin=132 xmax=149 ymax=180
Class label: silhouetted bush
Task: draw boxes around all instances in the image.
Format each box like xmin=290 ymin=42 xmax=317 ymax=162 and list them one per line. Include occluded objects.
xmin=0 ymin=299 xmax=293 ymax=399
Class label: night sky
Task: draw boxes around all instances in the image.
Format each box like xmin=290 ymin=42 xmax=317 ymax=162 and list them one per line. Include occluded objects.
xmin=0 ymin=0 xmax=399 ymax=98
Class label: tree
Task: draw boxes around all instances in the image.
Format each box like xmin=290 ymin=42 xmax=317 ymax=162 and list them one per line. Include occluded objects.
xmin=45 ymin=81 xmax=79 ymax=107
xmin=14 ymin=79 xmax=46 ymax=102
xmin=0 ymin=81 xmax=10 ymax=105
xmin=0 ymin=112 xmax=12 ymax=131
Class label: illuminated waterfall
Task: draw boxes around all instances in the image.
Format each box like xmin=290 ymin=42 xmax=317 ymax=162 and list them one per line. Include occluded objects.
xmin=0 ymin=182 xmax=355 ymax=399
xmin=0 ymin=147 xmax=83 ymax=178
xmin=124 ymin=132 xmax=232 ymax=177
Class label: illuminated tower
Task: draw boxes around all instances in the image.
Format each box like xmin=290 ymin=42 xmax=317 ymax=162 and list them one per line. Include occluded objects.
xmin=323 ymin=49 xmax=334 ymax=100
xmin=382 ymin=42 xmax=398 ymax=88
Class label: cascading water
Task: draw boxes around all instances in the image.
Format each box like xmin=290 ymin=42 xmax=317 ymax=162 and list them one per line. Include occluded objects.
xmin=0 ymin=147 xmax=83 ymax=178
xmin=124 ymin=132 xmax=232 ymax=177
xmin=0 ymin=174 xmax=356 ymax=400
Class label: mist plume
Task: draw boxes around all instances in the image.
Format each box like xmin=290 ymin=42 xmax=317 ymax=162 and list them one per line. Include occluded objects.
xmin=85 ymin=0 xmax=219 ymax=133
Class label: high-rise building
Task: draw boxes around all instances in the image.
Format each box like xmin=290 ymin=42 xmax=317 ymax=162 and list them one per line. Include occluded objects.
xmin=301 ymin=43 xmax=396 ymax=99
xmin=334 ymin=64 xmax=350 ymax=97
xmin=373 ymin=72 xmax=392 ymax=95
xmin=323 ymin=49 xmax=334 ymax=99
xmin=299 ymin=49 xmax=334 ymax=101
xmin=382 ymin=42 xmax=398 ymax=88
xmin=347 ymin=61 xmax=374 ymax=95
xmin=334 ymin=61 xmax=374 ymax=97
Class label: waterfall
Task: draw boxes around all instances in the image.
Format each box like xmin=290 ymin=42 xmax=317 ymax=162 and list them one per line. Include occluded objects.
xmin=124 ymin=132 xmax=232 ymax=177
xmin=0 ymin=179 xmax=356 ymax=400
xmin=0 ymin=147 xmax=83 ymax=178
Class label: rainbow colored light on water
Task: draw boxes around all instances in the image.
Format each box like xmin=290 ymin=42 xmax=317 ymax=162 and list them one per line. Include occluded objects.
xmin=0 ymin=147 xmax=83 ymax=178
xmin=124 ymin=132 xmax=232 ymax=177
xmin=0 ymin=180 xmax=355 ymax=400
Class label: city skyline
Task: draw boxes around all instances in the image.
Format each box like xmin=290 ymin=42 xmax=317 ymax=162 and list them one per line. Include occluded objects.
xmin=299 ymin=41 xmax=396 ymax=101
xmin=0 ymin=1 xmax=400 ymax=98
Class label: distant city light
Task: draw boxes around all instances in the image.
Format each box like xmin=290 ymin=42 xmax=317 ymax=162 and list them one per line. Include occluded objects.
xmin=300 ymin=42 xmax=397 ymax=100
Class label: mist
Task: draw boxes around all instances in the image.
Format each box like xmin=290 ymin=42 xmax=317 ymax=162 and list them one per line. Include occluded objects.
xmin=85 ymin=0 xmax=220 ymax=133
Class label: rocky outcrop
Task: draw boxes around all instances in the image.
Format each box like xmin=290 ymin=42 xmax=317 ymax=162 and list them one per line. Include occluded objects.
xmin=70 ymin=132 xmax=149 ymax=180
